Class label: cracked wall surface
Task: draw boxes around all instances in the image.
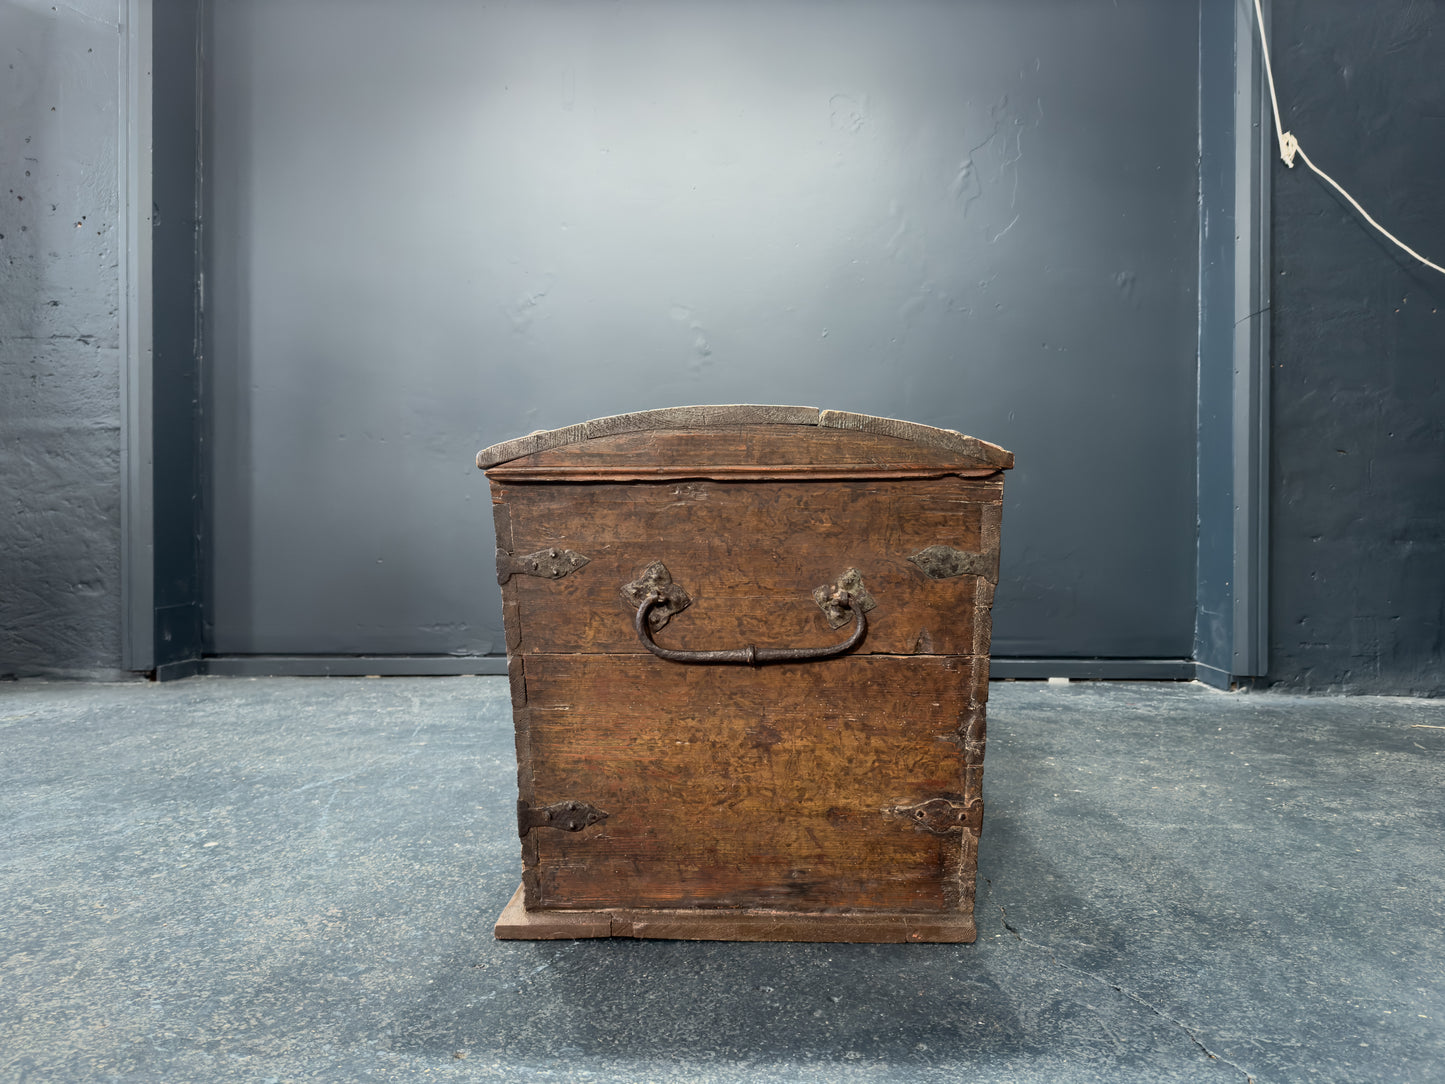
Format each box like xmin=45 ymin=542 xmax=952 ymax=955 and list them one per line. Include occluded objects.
xmin=0 ymin=0 xmax=124 ymax=678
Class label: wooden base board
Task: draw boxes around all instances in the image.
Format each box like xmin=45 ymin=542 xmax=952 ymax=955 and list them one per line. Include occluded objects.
xmin=493 ymin=884 xmax=977 ymax=944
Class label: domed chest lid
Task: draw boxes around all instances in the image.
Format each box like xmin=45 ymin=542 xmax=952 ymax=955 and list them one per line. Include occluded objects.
xmin=477 ymin=405 xmax=1012 ymax=482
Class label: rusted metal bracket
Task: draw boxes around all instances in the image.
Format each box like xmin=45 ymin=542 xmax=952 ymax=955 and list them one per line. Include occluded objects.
xmin=812 ymin=568 xmax=877 ymax=630
xmin=497 ymin=547 xmax=590 ymax=585
xmin=908 ymin=545 xmax=991 ymax=581
xmin=887 ymin=797 xmax=983 ymax=836
xmin=620 ymin=561 xmax=692 ymax=631
xmin=518 ymin=799 xmax=609 ymax=838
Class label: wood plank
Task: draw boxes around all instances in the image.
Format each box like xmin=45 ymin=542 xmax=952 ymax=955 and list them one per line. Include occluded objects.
xmin=493 ymin=884 xmax=976 ymax=943
xmin=506 ymin=655 xmax=542 ymax=906
xmin=494 ymin=883 xmax=611 ymax=939
xmin=476 ymin=409 xmax=1013 ymax=471
xmin=614 ymin=907 xmax=976 ymax=943
xmin=519 ymin=653 xmax=985 ymax=913
xmin=487 ymin=466 xmax=1001 ymax=483
xmin=493 ymin=477 xmax=1002 ymax=657
xmin=817 ymin=410 xmax=1013 ymax=469
xmin=491 ymin=425 xmax=1001 ymax=474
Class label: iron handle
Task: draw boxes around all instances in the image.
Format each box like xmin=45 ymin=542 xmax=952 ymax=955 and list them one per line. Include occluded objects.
xmin=633 ymin=587 xmax=868 ymax=666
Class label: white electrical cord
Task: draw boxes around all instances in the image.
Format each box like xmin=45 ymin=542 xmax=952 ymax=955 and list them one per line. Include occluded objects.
xmin=1253 ymin=0 xmax=1445 ymax=277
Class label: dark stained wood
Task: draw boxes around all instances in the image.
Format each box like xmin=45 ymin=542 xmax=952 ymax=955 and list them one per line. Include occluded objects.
xmin=483 ymin=415 xmax=1008 ymax=942
xmin=506 ymin=654 xmax=542 ymax=906
xmin=475 ymin=406 xmax=1013 ymax=471
xmin=493 ymin=499 xmax=522 ymax=655
xmin=488 ymin=466 xmax=1000 ymax=483
xmin=494 ymin=476 xmax=1001 ymax=657
xmin=520 ymin=653 xmax=984 ymax=913
xmin=489 ymin=424 xmax=1004 ymax=477
xmin=972 ymin=577 xmax=996 ymax=657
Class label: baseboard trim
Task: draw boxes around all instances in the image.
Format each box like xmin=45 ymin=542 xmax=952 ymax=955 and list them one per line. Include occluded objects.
xmin=154 ymin=658 xmax=205 ymax=683
xmin=199 ymin=655 xmax=509 ymax=677
xmin=148 ymin=655 xmax=1240 ymax=685
xmin=989 ymin=658 xmax=1197 ymax=681
xmin=1192 ymin=660 xmax=1236 ymax=690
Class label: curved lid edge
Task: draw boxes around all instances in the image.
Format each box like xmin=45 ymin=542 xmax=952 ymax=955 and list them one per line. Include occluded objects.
xmin=476 ymin=404 xmax=1013 ymax=470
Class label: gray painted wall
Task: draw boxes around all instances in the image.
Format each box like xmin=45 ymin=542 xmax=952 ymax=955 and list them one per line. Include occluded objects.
xmin=1268 ymin=0 xmax=1445 ymax=695
xmin=0 ymin=0 xmax=126 ymax=679
xmin=204 ymin=0 xmax=1202 ymax=662
xmin=1195 ymin=0 xmax=1272 ymax=687
xmin=19 ymin=1 xmax=1434 ymax=691
xmin=1195 ymin=0 xmax=1241 ymax=679
xmin=151 ymin=0 xmax=204 ymax=669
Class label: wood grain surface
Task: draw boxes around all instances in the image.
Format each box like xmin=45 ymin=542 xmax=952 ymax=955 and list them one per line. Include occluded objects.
xmin=489 ymin=425 xmax=1004 ymax=477
xmin=493 ymin=884 xmax=977 ymax=943
xmin=516 ymin=653 xmax=986 ymax=913
xmin=486 ymin=423 xmax=1005 ymax=940
xmin=476 ymin=408 xmax=1013 ymax=471
xmin=493 ymin=476 xmax=1000 ymax=657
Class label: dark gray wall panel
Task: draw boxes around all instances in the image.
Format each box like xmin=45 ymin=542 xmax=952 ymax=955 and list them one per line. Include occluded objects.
xmin=204 ymin=0 xmax=1200 ymax=659
xmin=152 ymin=0 xmax=204 ymax=668
xmin=1268 ymin=1 xmax=1445 ymax=695
xmin=1195 ymin=0 xmax=1272 ymax=687
xmin=1195 ymin=0 xmax=1240 ymax=677
xmin=0 ymin=1 xmax=125 ymax=679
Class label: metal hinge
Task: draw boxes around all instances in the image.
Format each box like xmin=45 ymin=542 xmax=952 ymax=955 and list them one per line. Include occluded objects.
xmin=497 ymin=547 xmax=590 ymax=585
xmin=887 ymin=797 xmax=983 ymax=836
xmin=518 ymin=799 xmax=610 ymax=838
xmin=908 ymin=545 xmax=992 ymax=581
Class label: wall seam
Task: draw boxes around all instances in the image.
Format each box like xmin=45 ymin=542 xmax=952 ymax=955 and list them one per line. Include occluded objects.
xmin=118 ymin=0 xmax=154 ymax=672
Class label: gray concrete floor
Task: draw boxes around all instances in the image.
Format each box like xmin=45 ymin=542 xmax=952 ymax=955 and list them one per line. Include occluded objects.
xmin=2 ymin=677 xmax=1442 ymax=1083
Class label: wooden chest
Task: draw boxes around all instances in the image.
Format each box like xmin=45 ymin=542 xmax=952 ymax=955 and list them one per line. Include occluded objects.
xmin=476 ymin=406 xmax=1011 ymax=943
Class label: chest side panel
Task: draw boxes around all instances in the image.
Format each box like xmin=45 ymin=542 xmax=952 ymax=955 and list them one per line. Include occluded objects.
xmin=519 ymin=653 xmax=986 ymax=913
xmin=493 ymin=476 xmax=1002 ymax=658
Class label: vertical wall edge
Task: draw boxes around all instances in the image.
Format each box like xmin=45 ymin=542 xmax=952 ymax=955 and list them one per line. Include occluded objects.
xmin=119 ymin=0 xmax=155 ymax=673
xmin=1230 ymin=0 xmax=1272 ymax=677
